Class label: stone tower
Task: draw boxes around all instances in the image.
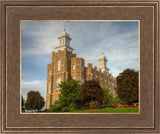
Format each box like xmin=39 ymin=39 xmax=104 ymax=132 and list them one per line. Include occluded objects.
xmin=98 ymin=52 xmax=109 ymax=72
xmin=46 ymin=30 xmax=117 ymax=109
xmin=46 ymin=29 xmax=75 ymax=109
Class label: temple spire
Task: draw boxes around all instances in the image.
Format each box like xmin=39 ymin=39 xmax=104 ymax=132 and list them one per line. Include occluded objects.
xmin=64 ymin=25 xmax=66 ymax=31
xmin=55 ymin=28 xmax=74 ymax=52
xmin=101 ymin=50 xmax=104 ymax=55
xmin=98 ymin=52 xmax=109 ymax=72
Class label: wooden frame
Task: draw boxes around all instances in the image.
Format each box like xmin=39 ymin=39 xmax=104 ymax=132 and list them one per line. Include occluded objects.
xmin=0 ymin=0 xmax=159 ymax=133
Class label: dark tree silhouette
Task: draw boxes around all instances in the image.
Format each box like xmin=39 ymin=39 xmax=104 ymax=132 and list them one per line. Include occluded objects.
xmin=21 ymin=95 xmax=25 ymax=111
xmin=25 ymin=91 xmax=45 ymax=112
xmin=116 ymin=69 xmax=138 ymax=104
xmin=79 ymin=80 xmax=104 ymax=106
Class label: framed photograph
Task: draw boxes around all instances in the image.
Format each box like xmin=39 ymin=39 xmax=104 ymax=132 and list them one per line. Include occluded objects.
xmin=21 ymin=20 xmax=139 ymax=114
xmin=0 ymin=0 xmax=159 ymax=133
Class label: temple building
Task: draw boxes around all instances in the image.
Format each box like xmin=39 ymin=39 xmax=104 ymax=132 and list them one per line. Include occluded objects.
xmin=46 ymin=29 xmax=117 ymax=109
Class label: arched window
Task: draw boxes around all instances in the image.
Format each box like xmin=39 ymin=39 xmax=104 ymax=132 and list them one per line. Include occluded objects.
xmin=72 ymin=64 xmax=75 ymax=70
xmin=81 ymin=78 xmax=84 ymax=83
xmin=48 ymin=81 xmax=51 ymax=94
xmin=56 ymin=78 xmax=61 ymax=90
xmin=81 ymin=66 xmax=84 ymax=71
xmin=58 ymin=60 xmax=60 ymax=71
xmin=101 ymin=61 xmax=103 ymax=66
xmin=48 ymin=70 xmax=51 ymax=75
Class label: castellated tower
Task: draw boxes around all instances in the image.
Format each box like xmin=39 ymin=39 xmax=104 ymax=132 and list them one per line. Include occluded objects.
xmin=46 ymin=30 xmax=117 ymax=109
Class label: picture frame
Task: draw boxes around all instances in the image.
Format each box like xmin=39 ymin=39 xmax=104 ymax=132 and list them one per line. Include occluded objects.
xmin=0 ymin=0 xmax=159 ymax=133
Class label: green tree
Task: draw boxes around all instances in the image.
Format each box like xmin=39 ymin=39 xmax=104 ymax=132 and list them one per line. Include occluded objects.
xmin=50 ymin=77 xmax=81 ymax=112
xmin=21 ymin=95 xmax=25 ymax=112
xmin=116 ymin=69 xmax=138 ymax=104
xmin=102 ymin=87 xmax=113 ymax=104
xmin=112 ymin=96 xmax=123 ymax=105
xmin=25 ymin=91 xmax=45 ymax=112
xmin=79 ymin=80 xmax=104 ymax=106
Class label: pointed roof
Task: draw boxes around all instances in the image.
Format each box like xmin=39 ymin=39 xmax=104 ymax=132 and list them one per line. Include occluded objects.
xmin=58 ymin=29 xmax=72 ymax=40
xmin=98 ymin=52 xmax=107 ymax=61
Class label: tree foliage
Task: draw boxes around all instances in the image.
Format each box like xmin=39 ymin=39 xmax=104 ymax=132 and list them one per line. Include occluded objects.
xmin=50 ymin=78 xmax=81 ymax=112
xmin=21 ymin=95 xmax=25 ymax=111
xmin=116 ymin=69 xmax=138 ymax=104
xmin=25 ymin=91 xmax=45 ymax=112
xmin=102 ymin=87 xmax=113 ymax=104
xmin=58 ymin=77 xmax=81 ymax=104
xmin=79 ymin=80 xmax=104 ymax=106
xmin=102 ymin=87 xmax=123 ymax=105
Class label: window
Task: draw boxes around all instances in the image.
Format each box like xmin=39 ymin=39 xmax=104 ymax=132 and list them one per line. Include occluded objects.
xmin=72 ymin=64 xmax=75 ymax=70
xmin=48 ymin=81 xmax=51 ymax=94
xmin=58 ymin=60 xmax=60 ymax=71
xmin=60 ymin=40 xmax=62 ymax=45
xmin=81 ymin=78 xmax=84 ymax=83
xmin=56 ymin=78 xmax=61 ymax=90
xmin=48 ymin=70 xmax=51 ymax=75
xmin=81 ymin=66 xmax=84 ymax=71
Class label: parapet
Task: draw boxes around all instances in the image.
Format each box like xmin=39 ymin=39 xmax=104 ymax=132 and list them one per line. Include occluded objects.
xmin=47 ymin=64 xmax=52 ymax=69
xmin=71 ymin=57 xmax=84 ymax=62
xmin=73 ymin=53 xmax=77 ymax=57
xmin=52 ymin=51 xmax=55 ymax=56
xmin=88 ymin=63 xmax=92 ymax=68
xmin=64 ymin=48 xmax=67 ymax=51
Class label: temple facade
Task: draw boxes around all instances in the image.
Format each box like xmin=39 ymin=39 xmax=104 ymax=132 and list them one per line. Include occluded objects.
xmin=46 ymin=29 xmax=117 ymax=109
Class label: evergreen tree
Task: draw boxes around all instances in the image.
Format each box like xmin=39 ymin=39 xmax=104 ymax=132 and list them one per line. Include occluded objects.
xmin=50 ymin=78 xmax=81 ymax=112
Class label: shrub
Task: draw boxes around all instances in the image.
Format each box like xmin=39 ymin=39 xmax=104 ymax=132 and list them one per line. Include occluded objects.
xmin=62 ymin=103 xmax=77 ymax=112
xmin=79 ymin=80 xmax=104 ymax=106
xmin=102 ymin=99 xmax=107 ymax=106
xmin=112 ymin=97 xmax=123 ymax=105
xmin=50 ymin=99 xmax=64 ymax=112
xmin=74 ymin=98 xmax=86 ymax=109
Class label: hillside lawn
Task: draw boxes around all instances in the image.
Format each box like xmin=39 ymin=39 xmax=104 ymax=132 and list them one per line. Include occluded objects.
xmin=69 ymin=107 xmax=139 ymax=113
xmin=41 ymin=107 xmax=139 ymax=113
xmin=27 ymin=107 xmax=139 ymax=113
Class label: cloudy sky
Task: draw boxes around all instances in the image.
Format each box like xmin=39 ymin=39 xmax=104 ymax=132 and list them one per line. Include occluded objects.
xmin=21 ymin=21 xmax=139 ymax=104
